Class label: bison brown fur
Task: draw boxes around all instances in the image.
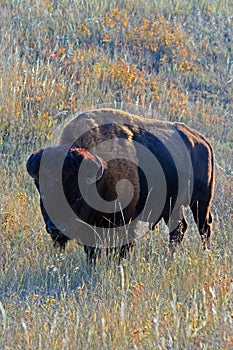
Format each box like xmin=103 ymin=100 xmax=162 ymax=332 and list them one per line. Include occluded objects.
xmin=27 ymin=108 xmax=215 ymax=262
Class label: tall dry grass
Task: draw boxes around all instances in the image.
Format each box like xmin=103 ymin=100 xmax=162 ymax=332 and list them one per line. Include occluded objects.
xmin=0 ymin=0 xmax=232 ymax=349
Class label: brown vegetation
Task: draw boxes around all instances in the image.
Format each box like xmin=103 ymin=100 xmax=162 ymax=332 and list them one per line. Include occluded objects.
xmin=0 ymin=1 xmax=232 ymax=349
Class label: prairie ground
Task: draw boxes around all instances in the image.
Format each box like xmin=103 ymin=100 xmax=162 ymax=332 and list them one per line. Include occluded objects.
xmin=0 ymin=1 xmax=232 ymax=349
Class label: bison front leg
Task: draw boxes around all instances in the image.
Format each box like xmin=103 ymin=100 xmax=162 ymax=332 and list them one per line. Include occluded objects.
xmin=106 ymin=242 xmax=135 ymax=263
xmin=50 ymin=231 xmax=69 ymax=253
xmin=84 ymin=246 xmax=101 ymax=265
xmin=119 ymin=241 xmax=135 ymax=260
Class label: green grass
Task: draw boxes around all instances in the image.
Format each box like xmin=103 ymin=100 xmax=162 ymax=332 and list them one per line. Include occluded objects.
xmin=0 ymin=0 xmax=233 ymax=349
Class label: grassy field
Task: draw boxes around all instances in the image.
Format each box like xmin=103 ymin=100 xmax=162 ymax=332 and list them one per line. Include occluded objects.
xmin=0 ymin=0 xmax=233 ymax=349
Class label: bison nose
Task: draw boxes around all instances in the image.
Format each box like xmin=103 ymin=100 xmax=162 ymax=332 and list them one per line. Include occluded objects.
xmin=46 ymin=219 xmax=68 ymax=235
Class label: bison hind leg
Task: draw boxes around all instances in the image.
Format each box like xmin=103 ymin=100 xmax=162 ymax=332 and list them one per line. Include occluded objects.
xmin=165 ymin=207 xmax=188 ymax=251
xmin=169 ymin=217 xmax=188 ymax=249
xmin=199 ymin=212 xmax=213 ymax=251
xmin=190 ymin=201 xmax=213 ymax=250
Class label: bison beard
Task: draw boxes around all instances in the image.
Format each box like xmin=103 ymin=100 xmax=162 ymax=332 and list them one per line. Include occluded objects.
xmin=26 ymin=108 xmax=215 ymax=263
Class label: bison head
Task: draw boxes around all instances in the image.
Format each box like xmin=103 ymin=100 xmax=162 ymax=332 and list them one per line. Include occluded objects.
xmin=26 ymin=145 xmax=105 ymax=250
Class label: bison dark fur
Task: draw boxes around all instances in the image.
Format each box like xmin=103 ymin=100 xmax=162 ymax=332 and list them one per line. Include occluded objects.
xmin=27 ymin=108 xmax=215 ymax=262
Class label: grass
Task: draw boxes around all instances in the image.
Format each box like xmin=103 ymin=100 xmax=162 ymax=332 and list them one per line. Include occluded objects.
xmin=0 ymin=0 xmax=232 ymax=349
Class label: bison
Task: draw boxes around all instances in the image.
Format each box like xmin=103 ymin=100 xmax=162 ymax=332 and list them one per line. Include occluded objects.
xmin=27 ymin=108 xmax=215 ymax=262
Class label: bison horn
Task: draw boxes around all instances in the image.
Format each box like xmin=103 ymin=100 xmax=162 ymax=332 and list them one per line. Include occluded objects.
xmin=86 ymin=154 xmax=104 ymax=185
xmin=26 ymin=149 xmax=43 ymax=179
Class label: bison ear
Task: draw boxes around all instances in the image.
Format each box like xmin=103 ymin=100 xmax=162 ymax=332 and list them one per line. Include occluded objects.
xmin=85 ymin=154 xmax=105 ymax=185
xmin=26 ymin=149 xmax=43 ymax=179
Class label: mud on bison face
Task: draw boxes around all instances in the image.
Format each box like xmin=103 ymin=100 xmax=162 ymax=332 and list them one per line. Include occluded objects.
xmin=26 ymin=145 xmax=105 ymax=251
